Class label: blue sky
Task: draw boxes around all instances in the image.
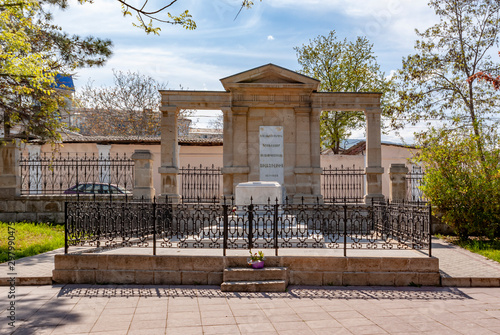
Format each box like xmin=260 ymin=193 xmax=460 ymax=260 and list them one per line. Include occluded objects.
xmin=53 ymin=0 xmax=439 ymax=142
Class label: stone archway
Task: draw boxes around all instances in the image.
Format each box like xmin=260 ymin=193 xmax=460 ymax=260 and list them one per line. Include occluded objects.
xmin=159 ymin=64 xmax=383 ymax=204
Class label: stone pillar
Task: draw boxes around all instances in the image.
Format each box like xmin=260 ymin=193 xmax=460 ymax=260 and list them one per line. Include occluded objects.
xmin=310 ymin=108 xmax=323 ymax=201
xmin=132 ymin=149 xmax=155 ymax=200
xmin=293 ymin=107 xmax=313 ymax=203
xmin=158 ymin=106 xmax=180 ymax=203
xmin=96 ymin=144 xmax=111 ymax=184
xmin=221 ymin=107 xmax=233 ymax=198
xmin=0 ymin=141 xmax=20 ymax=199
xmin=223 ymin=106 xmax=250 ymax=196
xmin=27 ymin=145 xmax=41 ymax=195
xmin=364 ymin=108 xmax=384 ymax=204
xmin=389 ymin=163 xmax=408 ymax=202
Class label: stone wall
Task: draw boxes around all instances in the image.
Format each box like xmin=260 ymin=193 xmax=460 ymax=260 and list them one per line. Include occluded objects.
xmin=0 ymin=196 xmax=66 ymax=223
xmin=0 ymin=195 xmax=126 ymax=224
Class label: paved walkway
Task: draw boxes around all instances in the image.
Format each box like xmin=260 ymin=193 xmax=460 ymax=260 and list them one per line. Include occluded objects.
xmin=431 ymin=238 xmax=500 ymax=286
xmin=1 ymin=284 xmax=500 ymax=334
xmin=1 ymin=238 xmax=500 ymax=286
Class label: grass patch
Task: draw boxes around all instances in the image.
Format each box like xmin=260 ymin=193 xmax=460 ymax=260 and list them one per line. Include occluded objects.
xmin=0 ymin=221 xmax=64 ymax=263
xmin=437 ymin=235 xmax=500 ymax=264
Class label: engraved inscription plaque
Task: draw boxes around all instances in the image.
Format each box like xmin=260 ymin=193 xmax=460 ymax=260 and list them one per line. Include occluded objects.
xmin=259 ymin=126 xmax=284 ymax=185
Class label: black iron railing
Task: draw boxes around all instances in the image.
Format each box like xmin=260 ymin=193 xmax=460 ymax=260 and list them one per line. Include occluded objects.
xmin=179 ymin=164 xmax=222 ymax=203
xmin=20 ymin=152 xmax=134 ymax=195
xmin=406 ymin=166 xmax=426 ymax=202
xmin=65 ymin=198 xmax=431 ymax=256
xmin=321 ymin=165 xmax=365 ymax=203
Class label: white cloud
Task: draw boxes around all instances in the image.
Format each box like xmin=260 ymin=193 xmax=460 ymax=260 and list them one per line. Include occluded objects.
xmin=267 ymin=35 xmax=275 ymax=41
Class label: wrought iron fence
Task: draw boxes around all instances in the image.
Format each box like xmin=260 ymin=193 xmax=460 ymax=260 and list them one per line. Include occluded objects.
xmin=406 ymin=166 xmax=426 ymax=202
xmin=321 ymin=165 xmax=365 ymax=203
xmin=179 ymin=164 xmax=222 ymax=203
xmin=177 ymin=164 xmax=365 ymax=204
xmin=65 ymin=197 xmax=431 ymax=256
xmin=20 ymin=152 xmax=134 ymax=195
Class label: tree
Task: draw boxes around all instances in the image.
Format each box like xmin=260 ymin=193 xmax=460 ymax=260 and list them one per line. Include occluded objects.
xmin=0 ymin=0 xmax=112 ymax=142
xmin=393 ymin=0 xmax=500 ymax=238
xmin=390 ymin=0 xmax=500 ymax=156
xmin=469 ymin=52 xmax=500 ymax=90
xmin=76 ymin=70 xmax=192 ymax=136
xmin=78 ymin=0 xmax=261 ymax=35
xmin=294 ymin=31 xmax=392 ymax=154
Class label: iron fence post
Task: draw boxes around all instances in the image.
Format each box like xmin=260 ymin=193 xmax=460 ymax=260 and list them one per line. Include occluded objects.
xmin=223 ymin=198 xmax=228 ymax=256
xmin=273 ymin=198 xmax=278 ymax=256
xmin=248 ymin=203 xmax=254 ymax=251
xmin=343 ymin=200 xmax=347 ymax=257
xmin=64 ymin=201 xmax=68 ymax=254
xmin=428 ymin=203 xmax=432 ymax=257
xmin=153 ymin=197 xmax=157 ymax=256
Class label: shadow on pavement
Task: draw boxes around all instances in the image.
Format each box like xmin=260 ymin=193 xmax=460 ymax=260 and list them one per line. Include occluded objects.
xmin=56 ymin=284 xmax=472 ymax=301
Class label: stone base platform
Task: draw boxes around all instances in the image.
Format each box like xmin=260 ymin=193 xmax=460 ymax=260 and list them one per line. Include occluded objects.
xmin=53 ymin=254 xmax=440 ymax=286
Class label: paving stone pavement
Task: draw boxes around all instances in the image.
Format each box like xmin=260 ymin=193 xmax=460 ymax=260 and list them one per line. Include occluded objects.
xmin=1 ymin=284 xmax=500 ymax=335
xmin=431 ymin=238 xmax=500 ymax=278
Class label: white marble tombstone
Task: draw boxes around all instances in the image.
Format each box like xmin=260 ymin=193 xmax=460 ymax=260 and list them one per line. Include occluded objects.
xmin=235 ymin=181 xmax=283 ymax=206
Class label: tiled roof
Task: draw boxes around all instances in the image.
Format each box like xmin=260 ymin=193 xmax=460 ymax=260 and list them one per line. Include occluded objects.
xmin=343 ymin=141 xmax=366 ymax=155
xmin=32 ymin=133 xmax=223 ymax=146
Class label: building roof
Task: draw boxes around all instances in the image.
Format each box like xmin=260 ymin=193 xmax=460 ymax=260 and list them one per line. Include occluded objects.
xmin=31 ymin=133 xmax=223 ymax=146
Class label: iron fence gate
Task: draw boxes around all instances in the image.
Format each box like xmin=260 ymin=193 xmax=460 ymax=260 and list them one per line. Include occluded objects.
xmin=321 ymin=165 xmax=365 ymax=203
xmin=178 ymin=164 xmax=366 ymax=204
xmin=179 ymin=164 xmax=222 ymax=203
xmin=406 ymin=166 xmax=426 ymax=202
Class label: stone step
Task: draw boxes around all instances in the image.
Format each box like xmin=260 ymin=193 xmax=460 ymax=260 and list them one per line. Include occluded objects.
xmin=223 ymin=267 xmax=288 ymax=282
xmin=221 ymin=280 xmax=287 ymax=292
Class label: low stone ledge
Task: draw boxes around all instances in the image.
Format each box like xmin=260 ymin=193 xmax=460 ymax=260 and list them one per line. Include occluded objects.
xmin=53 ymin=254 xmax=440 ymax=286
xmin=442 ymin=277 xmax=500 ymax=287
xmin=154 ymin=271 xmax=182 ymax=285
xmin=408 ymin=257 xmax=439 ymax=272
xmin=96 ymin=270 xmax=135 ymax=284
xmin=470 ymin=277 xmax=500 ymax=287
xmin=181 ymin=271 xmax=209 ymax=285
xmin=0 ymin=277 xmax=52 ymax=286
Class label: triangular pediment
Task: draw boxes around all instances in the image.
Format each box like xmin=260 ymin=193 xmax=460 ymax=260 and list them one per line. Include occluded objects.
xmin=220 ymin=64 xmax=320 ymax=91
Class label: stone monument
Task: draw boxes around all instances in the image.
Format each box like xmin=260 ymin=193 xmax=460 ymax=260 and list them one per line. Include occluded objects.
xmin=159 ymin=64 xmax=384 ymax=204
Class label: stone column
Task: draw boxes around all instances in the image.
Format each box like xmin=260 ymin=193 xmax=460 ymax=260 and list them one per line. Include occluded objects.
xmin=27 ymin=145 xmax=41 ymax=195
xmin=96 ymin=144 xmax=111 ymax=184
xmin=310 ymin=108 xmax=323 ymax=201
xmin=0 ymin=141 xmax=20 ymax=199
xmin=364 ymin=108 xmax=384 ymax=204
xmin=293 ymin=107 xmax=313 ymax=203
xmin=158 ymin=106 xmax=180 ymax=203
xmin=221 ymin=107 xmax=233 ymax=198
xmin=389 ymin=163 xmax=408 ymax=202
xmin=224 ymin=106 xmax=249 ymax=195
xmin=132 ymin=149 xmax=155 ymax=200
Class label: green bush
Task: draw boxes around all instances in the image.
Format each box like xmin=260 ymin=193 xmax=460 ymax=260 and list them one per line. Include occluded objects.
xmin=417 ymin=130 xmax=500 ymax=240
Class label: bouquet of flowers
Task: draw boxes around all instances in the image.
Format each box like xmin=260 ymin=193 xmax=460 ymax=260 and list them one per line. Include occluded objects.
xmin=248 ymin=250 xmax=265 ymax=269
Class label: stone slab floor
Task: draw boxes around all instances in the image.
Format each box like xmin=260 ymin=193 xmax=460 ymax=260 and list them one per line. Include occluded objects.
xmin=1 ymin=284 xmax=500 ymax=335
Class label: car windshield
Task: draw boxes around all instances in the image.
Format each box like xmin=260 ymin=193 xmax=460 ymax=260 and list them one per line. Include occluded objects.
xmin=71 ymin=183 xmax=126 ymax=194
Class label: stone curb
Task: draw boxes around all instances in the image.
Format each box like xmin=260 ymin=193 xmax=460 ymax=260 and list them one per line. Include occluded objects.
xmin=0 ymin=276 xmax=52 ymax=286
xmin=441 ymin=276 xmax=500 ymax=287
